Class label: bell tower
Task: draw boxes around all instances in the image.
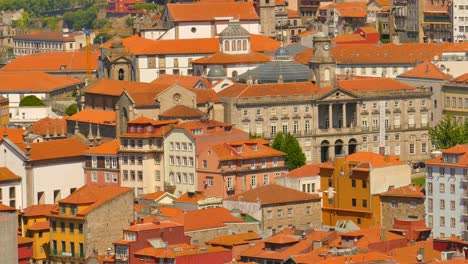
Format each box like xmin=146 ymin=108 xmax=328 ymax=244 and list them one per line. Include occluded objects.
xmin=309 ymin=34 xmax=336 ymax=88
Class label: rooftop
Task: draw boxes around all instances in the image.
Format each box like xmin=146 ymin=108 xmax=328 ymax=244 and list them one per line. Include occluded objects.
xmin=426 ymin=144 xmax=468 ymax=167
xmin=29 ymin=117 xmax=67 ymax=137
xmin=124 ymin=220 xmax=182 ymax=232
xmin=22 ymin=138 xmax=89 ymax=161
xmin=142 ymin=191 xmax=167 ymax=200
xmin=451 ymin=73 xmax=468 ymax=83
xmin=22 ymin=204 xmax=55 ymax=217
xmin=85 ymin=139 xmax=120 ymax=155
xmin=398 ymin=61 xmax=450 ymax=80
xmin=380 ymin=184 xmax=425 ymax=198
xmin=210 ymin=138 xmax=285 ymax=161
xmin=151 ymin=74 xmax=211 ymax=89
xmin=193 ymin=51 xmax=271 ymax=65
xmin=0 ymin=203 xmax=16 ymax=212
xmin=225 ymin=184 xmax=320 ymax=205
xmin=175 ymin=192 xmax=207 ymax=204
xmin=218 ymin=82 xmax=330 ymax=98
xmin=0 ymin=72 xmax=81 ymax=93
xmin=287 ymin=164 xmax=322 ymax=178
xmin=0 ymin=167 xmax=21 ymax=183
xmin=170 ymin=207 xmax=244 ymax=232
xmin=206 ymin=231 xmax=261 ymax=246
xmin=64 ymin=109 xmax=116 ymax=126
xmin=14 ymin=30 xmax=84 ymax=41
xmin=135 ymin=243 xmax=229 ymax=258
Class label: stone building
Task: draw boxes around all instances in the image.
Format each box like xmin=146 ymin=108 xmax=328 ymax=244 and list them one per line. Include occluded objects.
xmin=223 ymin=184 xmax=321 ymax=234
xmin=380 ymin=184 xmax=426 ymax=229
xmin=0 ymin=204 xmax=18 ymax=264
xmin=220 ymin=35 xmax=433 ymax=163
xmin=441 ymin=73 xmax=468 ymax=125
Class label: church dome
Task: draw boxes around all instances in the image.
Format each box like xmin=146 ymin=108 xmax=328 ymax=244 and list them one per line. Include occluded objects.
xmin=220 ymin=20 xmax=250 ymax=39
xmin=274 ymin=46 xmax=291 ymax=60
xmin=207 ymin=65 xmax=226 ymax=79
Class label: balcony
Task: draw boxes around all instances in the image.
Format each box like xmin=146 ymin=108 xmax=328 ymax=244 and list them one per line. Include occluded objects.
xmin=462 ymin=176 xmax=468 ymax=183
xmin=463 ymin=191 xmax=468 ymax=199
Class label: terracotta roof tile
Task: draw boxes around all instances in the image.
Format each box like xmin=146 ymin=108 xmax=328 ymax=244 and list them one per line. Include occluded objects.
xmin=358 ymin=26 xmax=380 ymax=34
xmin=0 ymin=72 xmax=81 ymax=92
xmin=338 ymin=78 xmax=415 ymax=92
xmin=29 ymin=117 xmax=67 ymax=136
xmin=17 ymin=138 xmax=88 ymax=161
xmin=374 ymin=0 xmax=391 ymax=6
xmin=54 ymin=185 xmax=132 ymax=217
xmin=85 ymin=139 xmax=120 ymax=155
xmin=175 ymin=192 xmax=206 ymax=204
xmin=0 ymin=127 xmax=25 ymax=144
xmin=225 ymin=184 xmax=320 ymax=205
xmin=287 ymin=9 xmax=301 ymax=18
xmin=424 ymin=0 xmax=449 ymax=12
xmin=17 ymin=235 xmax=33 ymax=245
xmin=124 ymin=220 xmax=182 ymax=232
xmin=345 ymin=152 xmax=403 ymax=168
xmin=287 ymin=164 xmax=322 ymax=178
xmin=451 ymin=73 xmax=468 ymax=83
xmin=135 ymin=244 xmax=229 ymax=258
xmin=264 ymin=234 xmax=300 ymax=244
xmin=127 ymin=116 xmax=178 ymax=126
xmin=206 ymin=232 xmax=261 ymax=246
xmin=389 ymin=240 xmax=441 ymax=263
xmin=211 ymin=138 xmax=285 ymax=161
xmin=0 ymin=203 xmax=16 ymax=212
xmin=159 ymin=206 xmax=184 ymax=217
xmin=218 ymin=82 xmax=330 ymax=98
xmin=27 ymin=221 xmax=50 ymax=231
xmin=170 ymin=207 xmax=244 ymax=231
xmin=151 ymin=74 xmax=211 ymax=89
xmin=380 ymin=184 xmax=425 ymax=198
xmin=167 ymin=2 xmax=259 ymax=22
xmin=23 ymin=204 xmax=55 ymax=217
xmin=192 ymin=51 xmax=271 ymax=65
xmin=0 ymin=167 xmax=21 ymax=183
xmin=65 ymin=109 xmax=116 ymax=126
xmin=398 ymin=60 xmax=450 ymax=80
xmin=333 ymin=2 xmax=367 ymax=18
xmin=142 ymin=191 xmax=167 ymax=200
xmin=332 ymin=34 xmax=365 ymax=43
xmin=160 ymin=105 xmax=205 ymax=118
xmin=426 ymin=144 xmax=468 ymax=167
xmin=14 ymin=30 xmax=84 ymax=41
xmin=1 ymin=51 xmax=99 ymax=72
xmin=297 ymin=30 xmax=317 ymax=38
xmin=318 ymin=252 xmax=395 ymax=264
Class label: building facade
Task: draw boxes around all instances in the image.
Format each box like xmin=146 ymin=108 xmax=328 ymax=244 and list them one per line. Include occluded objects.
xmin=453 ymin=0 xmax=468 ymax=42
xmin=84 ymin=140 xmax=120 ymax=186
xmin=442 ymin=73 xmax=468 ymax=125
xmin=425 ymin=144 xmax=468 ymax=239
xmin=0 ymin=204 xmax=18 ymax=264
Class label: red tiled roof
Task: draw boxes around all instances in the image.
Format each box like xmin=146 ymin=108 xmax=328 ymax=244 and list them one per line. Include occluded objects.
xmin=151 ymin=74 xmax=211 ymax=89
xmin=167 ymin=2 xmax=259 ymax=22
xmin=333 ymin=2 xmax=367 ymax=18
xmin=0 ymin=72 xmax=81 ymax=92
xmin=225 ymin=184 xmax=320 ymax=205
xmin=374 ymin=0 xmax=391 ymax=6
xmin=287 ymin=164 xmax=322 ymax=178
xmin=175 ymin=192 xmax=206 ymax=204
xmin=85 ymin=139 xmax=120 ymax=155
xmin=426 ymin=144 xmax=468 ymax=167
xmin=297 ymin=30 xmax=317 ymax=38
xmin=159 ymin=206 xmax=184 ymax=217
xmin=28 ymin=221 xmax=50 ymax=231
xmin=64 ymin=109 xmax=116 ymax=126
xmin=451 ymin=73 xmax=468 ymax=83
xmin=211 ymin=138 xmax=285 ymax=161
xmin=14 ymin=30 xmax=84 ymax=41
xmin=160 ymin=105 xmax=205 ymax=118
xmin=1 ymin=51 xmax=99 ymax=72
xmin=389 ymin=240 xmax=441 ymax=264
xmin=124 ymin=220 xmax=182 ymax=232
xmin=135 ymin=244 xmax=229 ymax=258
xmin=23 ymin=138 xmax=89 ymax=161
xmin=345 ymin=152 xmax=403 ymax=168
xmin=218 ymin=82 xmax=330 ymax=98
xmin=206 ymin=232 xmax=261 ymax=246
xmin=192 ymin=51 xmax=271 ymax=65
xmin=398 ymin=60 xmax=450 ymax=80
xmin=54 ymin=185 xmax=132 ymax=217
xmin=0 ymin=127 xmax=25 ymax=144
xmin=170 ymin=207 xmax=244 ymax=231
xmin=0 ymin=203 xmax=16 ymax=212
xmin=318 ymin=252 xmax=396 ymax=264
xmin=17 ymin=235 xmax=33 ymax=245
xmin=29 ymin=117 xmax=67 ymax=137
xmin=287 ymin=9 xmax=301 ymax=19
xmin=264 ymin=234 xmax=299 ymax=244
xmin=127 ymin=116 xmax=179 ymax=126
xmin=332 ymin=34 xmax=365 ymax=43
xmin=142 ymin=191 xmax=167 ymax=200
xmin=338 ymin=78 xmax=415 ymax=92
xmin=424 ymin=0 xmax=449 ymax=12
xmin=380 ymin=184 xmax=425 ymax=198
xmin=0 ymin=167 xmax=21 ymax=183
xmin=23 ymin=204 xmax=55 ymax=217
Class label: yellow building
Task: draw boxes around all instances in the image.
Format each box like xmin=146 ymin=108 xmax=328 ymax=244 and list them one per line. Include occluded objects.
xmin=0 ymin=96 xmax=9 ymax=125
xmin=321 ymin=152 xmax=411 ymax=229
xmin=49 ymin=185 xmax=133 ymax=263
xmin=442 ymin=73 xmax=468 ymax=124
xmin=22 ymin=204 xmax=55 ymax=263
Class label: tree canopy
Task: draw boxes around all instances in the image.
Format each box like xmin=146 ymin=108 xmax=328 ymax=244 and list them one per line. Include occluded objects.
xmin=65 ymin=103 xmax=78 ymax=116
xmin=19 ymin=95 xmax=45 ymax=106
xmin=429 ymin=114 xmax=468 ymax=150
xmin=271 ymin=132 xmax=306 ymax=171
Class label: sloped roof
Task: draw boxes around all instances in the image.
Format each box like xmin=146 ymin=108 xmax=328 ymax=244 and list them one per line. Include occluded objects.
xmin=287 ymin=164 xmax=322 ymax=178
xmin=333 ymin=2 xmax=367 ymax=17
xmin=206 ymin=231 xmax=261 ymax=246
xmin=0 ymin=167 xmax=21 ymax=183
xmin=26 ymin=138 xmax=89 ymax=161
xmin=151 ymin=74 xmax=211 ymax=89
xmin=345 ymin=152 xmax=403 ymax=168
xmin=374 ymin=0 xmax=391 ymax=6
xmin=170 ymin=207 xmax=244 ymax=231
xmin=135 ymin=244 xmax=229 ymax=258
xmin=211 ymin=138 xmax=285 ymax=161
xmin=85 ymin=139 xmax=120 ymax=155
xmin=332 ymin=34 xmax=365 ymax=43
xmin=64 ymin=109 xmax=116 ymax=126
xmin=0 ymin=127 xmax=26 ymax=144
xmin=28 ymin=221 xmax=50 ymax=231
xmin=167 ymin=2 xmax=259 ymax=22
xmin=127 ymin=116 xmax=178 ymax=126
xmin=237 ymin=60 xmax=310 ymax=83
xmin=1 ymin=51 xmax=99 ymax=72
xmin=175 ymin=192 xmax=206 ymax=204
xmin=0 ymin=203 xmax=16 ymax=212
xmin=159 ymin=105 xmax=205 ymax=119
xmin=218 ymin=82 xmax=330 ymax=98
xmin=225 ymin=184 xmax=320 ymax=205
xmin=14 ymin=30 xmax=84 ymax=41
xmin=23 ymin=204 xmax=55 ymax=217
xmin=29 ymin=117 xmax=67 ymax=136
xmin=380 ymin=184 xmax=425 ymax=198
xmin=426 ymin=144 xmax=468 ymax=167
xmin=451 ymin=73 xmax=468 ymax=83
xmin=398 ymin=61 xmax=450 ymax=80
xmin=389 ymin=240 xmax=440 ymax=264
xmin=0 ymin=72 xmax=81 ymax=92
xmin=193 ymin=51 xmax=271 ymax=65
xmin=124 ymin=220 xmax=181 ymax=232
xmin=55 ymin=185 xmax=132 ymax=217
xmin=142 ymin=191 xmax=167 ymax=200
xmin=17 ymin=236 xmax=33 ymax=245
xmin=337 ymin=78 xmax=415 ymax=92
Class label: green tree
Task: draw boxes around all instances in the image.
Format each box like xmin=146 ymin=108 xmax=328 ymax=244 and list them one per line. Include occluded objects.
xmin=271 ymin=132 xmax=306 ymax=171
xmin=19 ymin=95 xmax=45 ymax=106
xmin=65 ymin=103 xmax=78 ymax=116
xmin=429 ymin=114 xmax=468 ymax=150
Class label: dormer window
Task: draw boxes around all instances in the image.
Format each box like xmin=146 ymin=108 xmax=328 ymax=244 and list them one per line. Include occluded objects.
xmin=237 ymin=146 xmax=243 ymax=153
xmin=253 ymin=144 xmax=258 ymax=151
xmin=125 ymin=232 xmax=136 ymax=241
xmin=147 ymin=126 xmax=153 ymax=132
xmin=59 ymin=205 xmax=66 ymax=215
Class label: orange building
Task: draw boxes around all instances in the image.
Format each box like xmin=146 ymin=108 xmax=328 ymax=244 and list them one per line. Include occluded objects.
xmin=0 ymin=96 xmax=9 ymax=125
xmin=321 ymin=152 xmax=411 ymax=229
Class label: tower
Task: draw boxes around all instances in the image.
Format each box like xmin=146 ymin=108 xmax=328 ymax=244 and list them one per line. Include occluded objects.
xmin=309 ymin=34 xmax=336 ymax=88
xmin=255 ymin=0 xmax=276 ymax=38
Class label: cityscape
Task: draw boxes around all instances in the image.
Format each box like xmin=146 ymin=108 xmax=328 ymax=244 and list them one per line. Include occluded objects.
xmin=0 ymin=0 xmax=467 ymax=263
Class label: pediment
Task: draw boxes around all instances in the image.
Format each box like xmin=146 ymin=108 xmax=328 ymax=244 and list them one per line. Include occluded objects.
xmin=318 ymin=88 xmax=360 ymax=101
xmin=104 ymin=55 xmax=133 ymax=64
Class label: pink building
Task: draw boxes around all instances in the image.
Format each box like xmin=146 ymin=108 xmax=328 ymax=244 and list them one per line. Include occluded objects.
xmin=84 ymin=140 xmax=121 ymax=186
xmin=113 ymin=220 xmax=190 ymax=264
xmin=18 ymin=236 xmax=33 ymax=264
xmin=134 ymin=244 xmax=232 ymax=264
xmin=197 ymin=138 xmax=287 ymax=198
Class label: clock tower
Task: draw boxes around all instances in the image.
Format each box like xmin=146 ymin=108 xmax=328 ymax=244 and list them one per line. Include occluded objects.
xmin=309 ymin=34 xmax=336 ymax=88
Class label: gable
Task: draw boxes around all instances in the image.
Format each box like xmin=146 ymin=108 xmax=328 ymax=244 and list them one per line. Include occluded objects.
xmin=104 ymin=56 xmax=133 ymax=64
xmin=317 ymin=88 xmax=360 ymax=101
xmin=155 ymin=84 xmax=197 ymax=113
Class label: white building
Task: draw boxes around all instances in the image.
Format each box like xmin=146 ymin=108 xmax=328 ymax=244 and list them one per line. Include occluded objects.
xmin=452 ymin=0 xmax=468 ymax=42
xmin=0 ymin=137 xmax=88 ymax=208
xmin=425 ymin=144 xmax=468 ymax=239
xmin=0 ymin=167 xmax=22 ymax=209
xmin=276 ymin=164 xmax=321 ymax=195
xmin=9 ymin=106 xmax=60 ymax=128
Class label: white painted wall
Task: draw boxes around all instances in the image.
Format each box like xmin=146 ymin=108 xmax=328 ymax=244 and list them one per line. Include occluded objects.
xmin=369 ymin=164 xmax=411 ymax=195
xmin=0 ymin=181 xmax=22 ymax=209
xmin=0 ymin=93 xmax=47 ymax=107
xmin=9 ymin=106 xmax=60 ymax=125
xmin=0 ymin=141 xmax=27 ymax=209
xmin=178 ymin=22 xmax=213 ymax=39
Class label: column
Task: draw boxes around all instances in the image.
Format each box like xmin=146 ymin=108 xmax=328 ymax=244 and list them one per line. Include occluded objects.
xmin=328 ymin=104 xmax=333 ymax=129
xmin=343 ymin=103 xmax=347 ymax=128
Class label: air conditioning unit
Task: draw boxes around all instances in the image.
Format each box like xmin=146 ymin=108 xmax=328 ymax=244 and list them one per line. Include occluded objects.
xmin=441 ymin=251 xmax=455 ymax=261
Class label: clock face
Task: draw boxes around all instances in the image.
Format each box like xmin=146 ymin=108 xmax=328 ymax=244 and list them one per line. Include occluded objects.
xmin=323 ymin=44 xmax=330 ymax=51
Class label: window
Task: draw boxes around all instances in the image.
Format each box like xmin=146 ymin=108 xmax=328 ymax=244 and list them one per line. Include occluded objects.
xmin=352 ymin=198 xmax=357 ymax=207
xmin=105 ymin=173 xmax=111 ymax=183
xmin=267 ymin=210 xmax=272 ymax=219
xmin=450 ymin=168 xmax=455 ymax=177
xmin=351 ymin=179 xmax=356 ymax=187
xmin=137 ymin=139 xmax=143 ymax=148
xmin=277 ymin=209 xmax=283 ymax=217
xmin=408 ymin=100 xmax=414 ymax=107
xmin=362 ymin=199 xmax=367 ymax=208
xmin=251 ymin=175 xmax=257 ymax=187
xmin=263 ymin=174 xmax=269 ymax=185
xmin=273 ymin=157 xmax=278 ymax=167
xmin=122 ymin=155 xmax=128 ymax=164
xmin=202 ymin=160 xmax=207 ymax=168
xmin=104 ymin=157 xmax=110 ymax=168
xmin=130 ymin=155 xmax=135 ymax=165
xmin=123 ymin=170 xmax=128 ymax=181
xmin=69 ymin=223 xmax=74 ymax=234
xmin=60 ymin=222 xmax=65 ymax=233
xmin=189 ymin=157 xmax=194 ymax=167
xmin=91 ymin=172 xmax=97 ymax=182
xmin=137 ymin=155 xmax=143 ymax=165
xmin=440 ymin=199 xmax=445 ymax=210
xmin=91 ymin=156 xmax=97 ymax=168
xmin=287 ymin=208 xmax=293 ymax=217
xmin=176 ymin=173 xmax=181 ymax=184
xmin=428 ymin=198 xmax=433 ymax=212
xmin=451 ymin=217 xmax=456 ymax=228
xmin=440 ymin=183 xmax=445 ymax=193
xmin=304 ymin=120 xmax=310 ymax=133
xmin=446 ymin=96 xmax=450 ymax=107
xmin=155 ymin=170 xmax=161 ymax=181
xmin=409 ymin=143 xmax=415 ymax=154
xmin=440 ymin=167 xmax=445 ymax=177
xmin=206 ymin=177 xmax=214 ymax=186
xmin=428 ymin=182 xmax=433 ymax=195
xmin=306 ymin=206 xmax=311 ymax=214
xmin=440 ymin=216 xmax=445 ymax=227
xmin=450 ymin=200 xmax=455 ymax=211
xmin=453 ymin=97 xmax=457 ymax=107
xmin=362 ymin=180 xmax=367 ymax=188
xmin=137 ymin=171 xmax=143 ymax=181
xmin=391 ymin=200 xmax=398 ymax=208
xmin=112 ymin=157 xmax=117 ymax=168
xmin=422 ymin=143 xmax=427 ymax=153
xmin=450 ymin=184 xmax=455 ymax=194
xmin=189 ymin=173 xmax=194 ymax=185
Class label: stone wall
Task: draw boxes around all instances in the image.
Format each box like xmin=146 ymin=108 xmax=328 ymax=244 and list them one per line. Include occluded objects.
xmin=380 ymin=196 xmax=425 ymax=229
xmin=186 ymin=222 xmax=260 ymax=245
xmin=262 ymin=200 xmax=321 ymax=234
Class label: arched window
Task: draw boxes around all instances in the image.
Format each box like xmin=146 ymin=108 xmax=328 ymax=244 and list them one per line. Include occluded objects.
xmin=118 ymin=69 xmax=125 ymax=80
xmin=242 ymin=40 xmax=247 ymax=51
xmin=232 ymin=70 xmax=238 ymax=77
xmin=324 ymin=68 xmax=330 ymax=81
xmin=237 ymin=40 xmax=242 ymax=51
xmin=231 ymin=40 xmax=236 ymax=51
xmin=224 ymin=40 xmax=230 ymax=52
